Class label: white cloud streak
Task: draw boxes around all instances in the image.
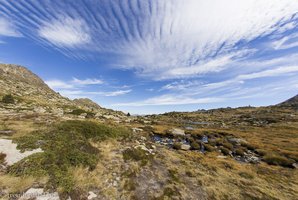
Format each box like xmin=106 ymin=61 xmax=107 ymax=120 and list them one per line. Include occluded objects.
xmin=45 ymin=80 xmax=74 ymax=90
xmin=45 ymin=78 xmax=131 ymax=99
xmin=114 ymin=95 xmax=224 ymax=106
xmin=0 ymin=17 xmax=21 ymax=37
xmin=38 ymin=17 xmax=91 ymax=47
xmin=72 ymin=77 xmax=103 ymax=85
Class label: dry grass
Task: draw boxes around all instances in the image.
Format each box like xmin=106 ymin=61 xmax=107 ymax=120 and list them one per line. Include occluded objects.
xmin=0 ymin=174 xmax=48 ymax=193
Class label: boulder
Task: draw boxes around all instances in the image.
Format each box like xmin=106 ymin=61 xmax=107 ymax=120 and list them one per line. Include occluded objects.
xmin=181 ymin=144 xmax=191 ymax=150
xmin=19 ymin=188 xmax=60 ymax=200
xmin=88 ymin=191 xmax=97 ymax=200
xmin=170 ymin=128 xmax=185 ymax=136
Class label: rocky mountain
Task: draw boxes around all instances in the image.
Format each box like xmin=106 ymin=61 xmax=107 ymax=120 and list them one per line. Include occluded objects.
xmin=0 ymin=63 xmax=71 ymax=106
xmin=0 ymin=63 xmax=125 ymax=119
xmin=73 ymin=98 xmax=103 ymax=110
xmin=278 ymin=94 xmax=298 ymax=108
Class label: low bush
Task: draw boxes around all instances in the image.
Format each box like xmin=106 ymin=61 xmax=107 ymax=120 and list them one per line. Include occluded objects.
xmin=168 ymin=169 xmax=180 ymax=183
xmin=220 ymin=147 xmax=230 ymax=155
xmin=239 ymin=171 xmax=254 ymax=179
xmin=0 ymin=153 xmax=6 ymax=164
xmin=255 ymin=149 xmax=267 ymax=156
xmin=241 ymin=142 xmax=256 ymax=151
xmin=2 ymin=94 xmax=14 ymax=104
xmin=215 ymin=138 xmax=224 ymax=146
xmin=122 ymin=147 xmax=151 ymax=164
xmin=235 ymin=148 xmax=245 ymax=156
xmin=190 ymin=141 xmax=200 ymax=150
xmin=204 ymin=144 xmax=215 ymax=152
xmin=185 ymin=170 xmax=195 ymax=177
xmin=222 ymin=142 xmax=234 ymax=150
xmin=173 ymin=142 xmax=182 ymax=150
xmin=263 ymin=154 xmax=295 ymax=168
xmin=10 ymin=120 xmax=131 ymax=192
xmin=68 ymin=109 xmax=95 ymax=118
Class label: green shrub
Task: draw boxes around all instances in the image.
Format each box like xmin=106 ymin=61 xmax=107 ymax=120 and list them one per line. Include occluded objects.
xmin=190 ymin=141 xmax=200 ymax=150
xmin=215 ymin=139 xmax=224 ymax=146
xmin=241 ymin=142 xmax=255 ymax=151
xmin=220 ymin=147 xmax=230 ymax=155
xmin=263 ymin=154 xmax=295 ymax=168
xmin=204 ymin=144 xmax=215 ymax=152
xmin=239 ymin=172 xmax=254 ymax=179
xmin=256 ymin=149 xmax=267 ymax=156
xmin=168 ymin=169 xmax=180 ymax=183
xmin=235 ymin=148 xmax=245 ymax=156
xmin=123 ymin=148 xmax=148 ymax=162
xmin=173 ymin=142 xmax=182 ymax=150
xmin=185 ymin=170 xmax=195 ymax=177
xmin=2 ymin=94 xmax=14 ymax=104
xmin=163 ymin=186 xmax=180 ymax=198
xmin=0 ymin=153 xmax=6 ymax=164
xmin=222 ymin=142 xmax=233 ymax=150
xmin=68 ymin=109 xmax=95 ymax=118
xmin=10 ymin=120 xmax=131 ymax=192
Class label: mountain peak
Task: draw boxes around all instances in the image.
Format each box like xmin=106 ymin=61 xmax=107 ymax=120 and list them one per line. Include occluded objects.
xmin=278 ymin=94 xmax=298 ymax=109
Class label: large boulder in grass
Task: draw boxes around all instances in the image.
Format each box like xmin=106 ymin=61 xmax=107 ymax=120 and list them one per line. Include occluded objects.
xmin=181 ymin=144 xmax=191 ymax=151
xmin=169 ymin=128 xmax=185 ymax=137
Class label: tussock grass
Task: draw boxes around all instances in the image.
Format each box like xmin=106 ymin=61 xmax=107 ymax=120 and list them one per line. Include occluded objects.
xmin=0 ymin=174 xmax=45 ymax=193
xmin=10 ymin=120 xmax=131 ymax=193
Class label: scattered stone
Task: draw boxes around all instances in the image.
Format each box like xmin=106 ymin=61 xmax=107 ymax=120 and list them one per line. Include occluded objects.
xmin=0 ymin=130 xmax=15 ymax=135
xmin=217 ymin=155 xmax=227 ymax=159
xmin=34 ymin=106 xmax=46 ymax=113
xmin=132 ymin=127 xmax=143 ymax=133
xmin=228 ymin=137 xmax=246 ymax=145
xmin=19 ymin=188 xmax=60 ymax=200
xmin=170 ymin=128 xmax=185 ymax=136
xmin=140 ymin=136 xmax=147 ymax=141
xmin=181 ymin=144 xmax=191 ymax=151
xmin=202 ymin=136 xmax=208 ymax=143
xmin=88 ymin=191 xmax=97 ymax=200
xmin=112 ymin=181 xmax=118 ymax=187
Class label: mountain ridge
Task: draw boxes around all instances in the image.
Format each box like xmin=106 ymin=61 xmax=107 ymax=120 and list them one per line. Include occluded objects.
xmin=0 ymin=63 xmax=125 ymax=119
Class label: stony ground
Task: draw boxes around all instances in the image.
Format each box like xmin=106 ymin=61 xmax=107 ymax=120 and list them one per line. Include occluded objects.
xmin=0 ymin=105 xmax=297 ymax=200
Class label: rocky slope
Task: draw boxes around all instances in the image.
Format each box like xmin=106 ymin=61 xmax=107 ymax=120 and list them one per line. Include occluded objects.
xmin=0 ymin=63 xmax=125 ymax=120
xmin=278 ymin=94 xmax=298 ymax=109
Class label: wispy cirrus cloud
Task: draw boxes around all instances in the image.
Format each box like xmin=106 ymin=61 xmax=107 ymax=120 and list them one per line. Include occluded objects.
xmin=114 ymin=95 xmax=224 ymax=106
xmin=0 ymin=17 xmax=21 ymax=37
xmin=45 ymin=77 xmax=131 ymax=99
xmin=72 ymin=77 xmax=103 ymax=85
xmin=272 ymin=32 xmax=298 ymax=50
xmin=38 ymin=17 xmax=91 ymax=48
xmin=1 ymin=0 xmax=298 ymax=79
xmin=1 ymin=0 xmax=298 ymax=113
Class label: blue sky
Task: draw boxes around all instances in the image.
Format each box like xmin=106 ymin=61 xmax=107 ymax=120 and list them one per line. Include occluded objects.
xmin=0 ymin=0 xmax=298 ymax=114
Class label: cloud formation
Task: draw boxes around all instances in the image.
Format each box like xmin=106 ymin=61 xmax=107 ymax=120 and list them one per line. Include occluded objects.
xmin=0 ymin=17 xmax=21 ymax=37
xmin=0 ymin=0 xmax=298 ymax=112
xmin=1 ymin=0 xmax=298 ymax=79
xmin=38 ymin=17 xmax=91 ymax=47
xmin=45 ymin=78 xmax=131 ymax=99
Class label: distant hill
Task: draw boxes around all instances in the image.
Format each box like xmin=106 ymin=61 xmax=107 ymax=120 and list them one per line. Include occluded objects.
xmin=73 ymin=98 xmax=103 ymax=110
xmin=0 ymin=63 xmax=124 ymax=117
xmin=278 ymin=94 xmax=298 ymax=109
